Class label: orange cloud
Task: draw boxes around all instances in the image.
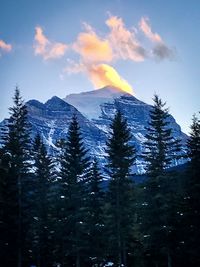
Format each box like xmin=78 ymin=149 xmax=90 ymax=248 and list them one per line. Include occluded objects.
xmin=0 ymin=39 xmax=12 ymax=54
xmin=34 ymin=27 xmax=49 ymax=55
xmin=34 ymin=26 xmax=68 ymax=60
xmin=73 ymin=23 xmax=113 ymax=63
xmin=106 ymin=15 xmax=146 ymax=62
xmin=87 ymin=63 xmax=133 ymax=94
xmin=65 ymin=17 xmax=144 ymax=92
xmin=44 ymin=14 xmax=175 ymax=90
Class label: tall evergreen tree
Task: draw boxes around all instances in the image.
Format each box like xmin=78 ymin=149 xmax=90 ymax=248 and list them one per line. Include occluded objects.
xmin=0 ymin=87 xmax=31 ymax=267
xmin=183 ymin=113 xmax=200 ymax=266
xmin=187 ymin=113 xmax=200 ymax=174
xmin=29 ymin=134 xmax=55 ymax=267
xmin=59 ymin=115 xmax=90 ymax=267
xmin=105 ymin=110 xmax=136 ymax=267
xmin=141 ymin=95 xmax=183 ymax=267
xmin=86 ymin=158 xmax=105 ymax=266
xmin=143 ymin=94 xmax=181 ymax=177
xmin=0 ymin=149 xmax=11 ymax=265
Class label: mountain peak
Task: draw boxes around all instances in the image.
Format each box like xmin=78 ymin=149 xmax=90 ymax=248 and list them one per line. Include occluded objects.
xmin=45 ymin=95 xmax=64 ymax=105
xmin=66 ymin=86 xmax=130 ymax=99
xmin=64 ymin=87 xmax=139 ymax=119
xmin=98 ymin=85 xmax=133 ymax=95
xmin=45 ymin=96 xmax=73 ymax=111
xmin=1 ymin=88 xmax=187 ymax=175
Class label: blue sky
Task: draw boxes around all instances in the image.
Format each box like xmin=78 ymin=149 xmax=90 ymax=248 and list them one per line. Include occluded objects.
xmin=0 ymin=0 xmax=199 ymax=133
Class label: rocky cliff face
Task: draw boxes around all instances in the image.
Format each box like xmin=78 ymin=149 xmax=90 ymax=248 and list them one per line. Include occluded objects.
xmin=64 ymin=87 xmax=187 ymax=173
xmin=1 ymin=87 xmax=187 ymax=174
xmin=26 ymin=96 xmax=106 ymax=159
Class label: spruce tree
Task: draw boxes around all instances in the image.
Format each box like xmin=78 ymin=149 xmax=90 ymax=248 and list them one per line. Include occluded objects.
xmin=143 ymin=94 xmax=181 ymax=177
xmin=183 ymin=113 xmax=200 ymax=266
xmin=87 ymin=158 xmax=105 ymax=266
xmin=141 ymin=95 xmax=183 ymax=267
xmin=59 ymin=115 xmax=90 ymax=267
xmin=0 ymin=149 xmax=11 ymax=266
xmin=105 ymin=110 xmax=136 ymax=267
xmin=29 ymin=134 xmax=55 ymax=267
xmin=0 ymin=87 xmax=31 ymax=267
xmin=187 ymin=113 xmax=200 ymax=174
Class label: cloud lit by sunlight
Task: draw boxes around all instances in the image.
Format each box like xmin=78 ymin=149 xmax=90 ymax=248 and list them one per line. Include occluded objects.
xmin=0 ymin=39 xmax=12 ymax=56
xmin=106 ymin=15 xmax=146 ymax=62
xmin=34 ymin=26 xmax=68 ymax=60
xmin=87 ymin=63 xmax=133 ymax=94
xmin=33 ymin=14 xmax=176 ymax=91
xmin=73 ymin=23 xmax=113 ymax=63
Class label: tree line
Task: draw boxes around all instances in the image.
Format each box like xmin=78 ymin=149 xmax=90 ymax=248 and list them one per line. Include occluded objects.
xmin=0 ymin=87 xmax=199 ymax=267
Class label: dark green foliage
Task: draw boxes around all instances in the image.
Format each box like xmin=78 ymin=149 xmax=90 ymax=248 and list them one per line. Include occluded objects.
xmin=143 ymin=95 xmax=182 ymax=177
xmin=0 ymin=87 xmax=31 ymax=267
xmin=29 ymin=134 xmax=55 ymax=267
xmin=141 ymin=95 xmax=184 ymax=267
xmin=182 ymin=113 xmax=200 ymax=266
xmin=105 ymin=110 xmax=136 ymax=267
xmin=86 ymin=158 xmax=105 ymax=266
xmin=1 ymin=89 xmax=200 ymax=267
xmin=106 ymin=110 xmax=136 ymax=179
xmin=139 ymin=171 xmax=185 ymax=267
xmin=59 ymin=115 xmax=90 ymax=266
xmin=187 ymin=113 xmax=200 ymax=174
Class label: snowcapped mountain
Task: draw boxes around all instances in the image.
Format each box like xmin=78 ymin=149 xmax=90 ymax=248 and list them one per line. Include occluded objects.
xmin=26 ymin=96 xmax=106 ymax=158
xmin=64 ymin=86 xmax=187 ymax=173
xmin=0 ymin=86 xmax=187 ymax=174
xmin=64 ymin=86 xmax=124 ymax=119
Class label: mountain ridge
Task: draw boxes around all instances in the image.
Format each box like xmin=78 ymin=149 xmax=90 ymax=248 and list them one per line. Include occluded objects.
xmin=0 ymin=86 xmax=187 ymax=174
xmin=64 ymin=86 xmax=128 ymax=119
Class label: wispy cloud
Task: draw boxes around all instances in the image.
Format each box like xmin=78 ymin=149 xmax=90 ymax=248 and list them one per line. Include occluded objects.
xmin=64 ymin=15 xmax=176 ymax=92
xmin=0 ymin=39 xmax=12 ymax=56
xmin=34 ymin=15 xmax=176 ymax=92
xmin=73 ymin=23 xmax=113 ymax=63
xmin=34 ymin=26 xmax=68 ymax=60
xmin=106 ymin=15 xmax=146 ymax=62
xmin=139 ymin=17 xmax=163 ymax=43
xmin=139 ymin=17 xmax=175 ymax=60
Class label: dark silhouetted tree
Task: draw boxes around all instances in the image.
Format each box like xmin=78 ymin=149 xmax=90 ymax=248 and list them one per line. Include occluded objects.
xmin=29 ymin=134 xmax=55 ymax=267
xmin=182 ymin=113 xmax=200 ymax=266
xmin=0 ymin=87 xmax=31 ymax=267
xmin=59 ymin=115 xmax=90 ymax=267
xmin=143 ymin=94 xmax=182 ymax=177
xmin=105 ymin=110 xmax=136 ymax=267
xmin=86 ymin=158 xmax=105 ymax=266
xmin=141 ymin=95 xmax=183 ymax=267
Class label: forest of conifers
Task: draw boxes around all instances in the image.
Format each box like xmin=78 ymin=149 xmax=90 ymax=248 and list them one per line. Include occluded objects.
xmin=0 ymin=88 xmax=200 ymax=267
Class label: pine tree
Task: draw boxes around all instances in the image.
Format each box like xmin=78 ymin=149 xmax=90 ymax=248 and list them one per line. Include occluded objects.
xmin=187 ymin=113 xmax=200 ymax=174
xmin=0 ymin=87 xmax=31 ymax=267
xmin=105 ymin=109 xmax=136 ymax=267
xmin=59 ymin=115 xmax=90 ymax=267
xmin=86 ymin=158 xmax=105 ymax=266
xmin=141 ymin=95 xmax=183 ymax=267
xmin=183 ymin=113 xmax=200 ymax=266
xmin=0 ymin=149 xmax=11 ymax=265
xmin=143 ymin=94 xmax=181 ymax=177
xmin=29 ymin=134 xmax=55 ymax=267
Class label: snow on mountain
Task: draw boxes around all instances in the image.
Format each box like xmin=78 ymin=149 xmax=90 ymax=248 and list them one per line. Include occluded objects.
xmin=64 ymin=86 xmax=124 ymax=119
xmin=0 ymin=87 xmax=187 ymax=175
xmin=26 ymin=96 xmax=106 ymax=157
xmin=64 ymin=87 xmax=187 ymax=173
